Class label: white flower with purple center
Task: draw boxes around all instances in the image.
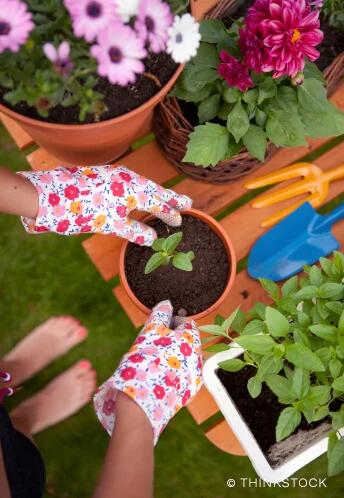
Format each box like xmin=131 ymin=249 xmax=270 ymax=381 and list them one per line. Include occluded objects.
xmin=90 ymin=24 xmax=147 ymax=86
xmin=43 ymin=41 xmax=74 ymax=77
xmin=67 ymin=0 xmax=119 ymax=43
xmin=0 ymin=0 xmax=34 ymax=53
xmin=134 ymin=0 xmax=173 ymax=53
xmin=166 ymin=14 xmax=201 ymax=63
xmin=114 ymin=0 xmax=140 ymax=22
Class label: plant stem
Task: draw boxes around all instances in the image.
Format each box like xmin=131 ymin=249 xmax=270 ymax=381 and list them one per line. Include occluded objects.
xmin=143 ymin=72 xmax=162 ymax=88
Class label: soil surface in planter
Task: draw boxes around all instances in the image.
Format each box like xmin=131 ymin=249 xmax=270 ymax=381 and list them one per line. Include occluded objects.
xmin=124 ymin=215 xmax=230 ymax=316
xmin=0 ymin=53 xmax=177 ymax=125
xmin=217 ymin=362 xmax=337 ymax=467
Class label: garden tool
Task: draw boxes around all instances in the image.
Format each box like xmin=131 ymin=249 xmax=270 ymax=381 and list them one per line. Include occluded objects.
xmin=244 ymin=162 xmax=344 ymax=227
xmin=248 ymin=201 xmax=344 ymax=281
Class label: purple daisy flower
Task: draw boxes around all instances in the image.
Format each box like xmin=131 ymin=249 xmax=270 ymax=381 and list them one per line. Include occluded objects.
xmin=66 ymin=0 xmax=119 ymax=43
xmin=135 ymin=0 xmax=173 ymax=53
xmin=218 ymin=52 xmax=254 ymax=93
xmin=90 ymin=23 xmax=147 ymax=86
xmin=43 ymin=41 xmax=74 ymax=77
xmin=0 ymin=0 xmax=34 ymax=53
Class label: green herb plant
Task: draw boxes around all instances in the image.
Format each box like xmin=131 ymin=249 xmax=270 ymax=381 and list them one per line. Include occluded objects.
xmin=200 ymin=251 xmax=344 ymax=477
xmin=145 ymin=232 xmax=195 ymax=274
xmin=322 ymin=0 xmax=344 ymax=31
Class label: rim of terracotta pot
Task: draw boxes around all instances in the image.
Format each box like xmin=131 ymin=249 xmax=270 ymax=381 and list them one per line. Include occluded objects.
xmin=119 ymin=208 xmax=237 ymax=322
xmin=0 ymin=64 xmax=184 ymax=129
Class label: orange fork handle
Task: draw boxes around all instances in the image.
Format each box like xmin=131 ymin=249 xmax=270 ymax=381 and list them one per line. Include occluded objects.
xmin=244 ymin=163 xmax=316 ymax=190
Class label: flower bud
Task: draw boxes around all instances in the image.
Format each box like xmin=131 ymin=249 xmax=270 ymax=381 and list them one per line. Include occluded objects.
xmin=291 ymin=72 xmax=305 ymax=86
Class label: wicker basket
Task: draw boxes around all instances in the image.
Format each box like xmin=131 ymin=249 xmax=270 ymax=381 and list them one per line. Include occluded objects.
xmin=153 ymin=0 xmax=344 ymax=185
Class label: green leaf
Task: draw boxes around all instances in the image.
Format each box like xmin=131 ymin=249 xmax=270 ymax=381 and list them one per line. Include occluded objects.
xmin=330 ymin=358 xmax=342 ymax=379
xmin=191 ymin=43 xmax=221 ymax=68
xmin=223 ymin=134 xmax=243 ymax=159
xmin=222 ymin=307 xmax=241 ymax=332
xmin=199 ymin=19 xmax=226 ymax=43
xmin=227 ymin=99 xmax=250 ymax=143
xmin=222 ymin=86 xmax=241 ymax=103
xmin=303 ymin=59 xmax=327 ymax=85
xmin=162 ymin=232 xmax=183 ymax=254
xmin=297 ymin=311 xmax=311 ymax=328
xmin=316 ymin=298 xmax=330 ymax=320
xmin=183 ymin=66 xmax=219 ymax=92
xmin=183 ymin=123 xmax=229 ymax=167
xmin=247 ymin=376 xmax=262 ymax=398
xmin=328 ymin=436 xmax=344 ymax=477
xmin=187 ymin=251 xmax=195 ymax=261
xmin=265 ymin=374 xmax=295 ymax=402
xmin=319 ymin=283 xmax=344 ymax=299
xmin=205 ymin=343 xmax=230 ymax=353
xmin=255 ymin=302 xmax=267 ymax=320
xmin=231 ymin=308 xmax=246 ymax=334
xmin=291 ymin=368 xmax=310 ymax=399
xmin=152 ymin=238 xmax=165 ymax=251
xmin=277 ymin=296 xmax=298 ymax=315
xmin=172 ymin=253 xmax=193 ymax=271
xmin=246 ymin=102 xmax=256 ymax=119
xmin=286 ymin=343 xmax=325 ymax=371
xmin=217 ymin=101 xmax=233 ymax=120
xmin=242 ymin=88 xmax=259 ymax=103
xmin=282 ymin=276 xmax=298 ymax=297
xmin=276 ymin=407 xmax=302 ymax=442
xmin=293 ymin=329 xmax=311 ymax=348
xmin=215 ymin=314 xmax=225 ymax=326
xmin=309 ymin=265 xmax=324 ymax=287
xmin=309 ymin=324 xmax=338 ymax=343
xmin=259 ymin=278 xmax=279 ymax=300
xmin=255 ymin=108 xmax=268 ymax=127
xmin=266 ymin=111 xmax=307 ymax=148
xmin=218 ymin=358 xmax=246 ymax=372
xmin=313 ymin=405 xmax=329 ymax=422
xmin=274 ymin=344 xmax=285 ymax=359
xmin=242 ymin=320 xmax=266 ymax=336
xmin=170 ymin=80 xmax=214 ymax=103
xmin=299 ymin=100 xmax=344 ymax=140
xmin=305 ymin=386 xmax=331 ymax=406
xmin=199 ymin=324 xmax=227 ymax=336
xmin=332 ymin=375 xmax=344 ymax=391
xmin=320 ymin=257 xmax=334 ymax=276
xmin=265 ymin=306 xmax=289 ymax=338
xmin=242 ymin=125 xmax=267 ymax=161
xmin=257 ymin=353 xmax=283 ymax=380
xmin=315 ymin=347 xmax=332 ymax=363
xmin=297 ymin=79 xmax=328 ymax=114
xmin=235 ymin=335 xmax=275 ymax=354
xmin=297 ymin=400 xmax=316 ymax=423
xmin=198 ymin=94 xmax=221 ymax=124
xmin=145 ymin=252 xmax=166 ymax=274
xmin=259 ymin=77 xmax=277 ymax=100
xmin=326 ymin=302 xmax=344 ymax=315
xmin=331 ymin=409 xmax=344 ymax=431
xmin=338 ymin=310 xmax=344 ymax=335
xmin=293 ymin=285 xmax=319 ymax=300
xmin=275 ymin=86 xmax=299 ymax=113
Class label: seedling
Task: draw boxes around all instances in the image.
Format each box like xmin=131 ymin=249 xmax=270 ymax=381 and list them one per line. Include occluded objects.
xmin=145 ymin=232 xmax=195 ymax=274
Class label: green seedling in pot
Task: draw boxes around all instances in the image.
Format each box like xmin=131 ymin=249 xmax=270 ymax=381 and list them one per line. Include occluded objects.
xmin=145 ymin=232 xmax=195 ymax=274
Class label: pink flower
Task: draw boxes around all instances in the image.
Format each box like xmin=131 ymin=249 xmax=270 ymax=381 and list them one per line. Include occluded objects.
xmin=136 ymin=387 xmax=149 ymax=400
xmin=180 ymin=342 xmax=192 ymax=357
xmin=162 ymin=205 xmax=171 ymax=214
xmin=75 ymin=214 xmax=93 ymax=226
xmin=153 ymin=385 xmax=165 ymax=399
xmin=53 ymin=205 xmax=66 ymax=218
xmin=93 ymin=192 xmax=104 ymax=207
xmin=134 ymin=336 xmax=145 ymax=345
xmin=120 ymin=367 xmax=136 ymax=380
xmin=68 ymin=0 xmax=119 ymax=43
xmin=64 ymin=185 xmax=79 ymax=200
xmin=38 ymin=206 xmax=48 ymax=217
xmin=148 ymin=360 xmax=161 ymax=373
xmin=137 ymin=192 xmax=148 ymax=204
xmin=166 ymin=391 xmax=176 ymax=407
xmin=91 ymin=24 xmax=147 ymax=86
xmin=134 ymin=236 xmax=145 ymax=245
xmin=135 ymin=0 xmax=173 ymax=53
xmin=35 ymin=226 xmax=49 ymax=232
xmin=154 ymin=337 xmax=172 ymax=347
xmin=153 ymin=406 xmax=163 ymax=420
xmin=119 ymin=171 xmax=132 ymax=182
xmin=141 ymin=347 xmax=159 ymax=355
xmin=114 ymin=219 xmax=126 ymax=230
xmin=56 ymin=219 xmax=70 ymax=233
xmin=135 ymin=369 xmax=147 ymax=381
xmin=110 ymin=181 xmax=125 ymax=197
xmin=116 ymin=205 xmax=127 ymax=218
xmin=238 ymin=24 xmax=272 ymax=73
xmin=39 ymin=173 xmax=53 ymax=184
xmin=58 ymin=171 xmax=73 ymax=182
xmin=81 ymin=225 xmax=92 ymax=232
xmin=182 ymin=389 xmax=191 ymax=406
xmin=218 ymin=52 xmax=254 ymax=92
xmin=128 ymin=353 xmax=144 ymax=363
xmin=0 ymin=0 xmax=34 ymax=54
xmin=164 ymin=371 xmax=176 ymax=387
xmin=43 ymin=41 xmax=74 ymax=77
xmin=102 ymin=398 xmax=116 ymax=416
xmin=48 ymin=193 xmax=60 ymax=206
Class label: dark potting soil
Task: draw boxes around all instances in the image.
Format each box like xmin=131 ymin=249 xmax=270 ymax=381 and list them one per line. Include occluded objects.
xmin=0 ymin=52 xmax=178 ymax=125
xmin=216 ymin=361 xmax=342 ymax=466
xmin=124 ymin=215 xmax=230 ymax=316
xmin=317 ymin=19 xmax=344 ymax=72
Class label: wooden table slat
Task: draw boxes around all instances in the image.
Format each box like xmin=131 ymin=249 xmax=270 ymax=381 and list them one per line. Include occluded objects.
xmin=0 ymin=113 xmax=34 ymax=150
xmin=204 ymin=419 xmax=247 ymax=456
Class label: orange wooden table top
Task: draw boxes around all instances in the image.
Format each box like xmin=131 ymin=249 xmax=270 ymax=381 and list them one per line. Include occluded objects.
xmin=2 ymin=82 xmax=344 ymax=457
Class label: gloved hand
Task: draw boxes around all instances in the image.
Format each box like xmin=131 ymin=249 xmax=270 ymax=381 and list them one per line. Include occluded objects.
xmin=18 ymin=165 xmax=192 ymax=246
xmin=93 ymin=300 xmax=203 ymax=444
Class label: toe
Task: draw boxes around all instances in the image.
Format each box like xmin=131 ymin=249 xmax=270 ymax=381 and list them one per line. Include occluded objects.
xmin=75 ymin=360 xmax=92 ymax=376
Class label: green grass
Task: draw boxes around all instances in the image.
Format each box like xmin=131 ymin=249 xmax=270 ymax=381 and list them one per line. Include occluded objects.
xmin=1 ymin=122 xmax=344 ymax=497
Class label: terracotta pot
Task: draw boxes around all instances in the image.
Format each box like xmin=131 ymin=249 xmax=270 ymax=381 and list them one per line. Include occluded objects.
xmin=190 ymin=0 xmax=220 ymax=20
xmin=0 ymin=65 xmax=183 ymax=166
xmin=119 ymin=208 xmax=236 ymax=321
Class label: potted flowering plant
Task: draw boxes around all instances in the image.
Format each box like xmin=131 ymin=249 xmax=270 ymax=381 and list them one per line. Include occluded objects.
xmin=153 ymin=0 xmax=344 ymax=184
xmin=0 ymin=0 xmax=201 ymax=165
xmin=119 ymin=208 xmax=236 ymax=320
xmin=202 ymin=252 xmax=344 ymax=482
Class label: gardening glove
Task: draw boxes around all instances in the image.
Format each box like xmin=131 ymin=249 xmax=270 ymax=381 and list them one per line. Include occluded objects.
xmin=93 ymin=300 xmax=203 ymax=444
xmin=18 ymin=165 xmax=192 ymax=246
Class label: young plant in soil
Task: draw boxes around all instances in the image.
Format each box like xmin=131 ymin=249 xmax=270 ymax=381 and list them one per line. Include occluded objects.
xmin=201 ymin=251 xmax=344 ymax=477
xmin=145 ymin=232 xmax=195 ymax=274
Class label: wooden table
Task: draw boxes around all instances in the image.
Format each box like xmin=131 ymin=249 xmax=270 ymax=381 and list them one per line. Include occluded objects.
xmin=2 ymin=83 xmax=344 ymax=456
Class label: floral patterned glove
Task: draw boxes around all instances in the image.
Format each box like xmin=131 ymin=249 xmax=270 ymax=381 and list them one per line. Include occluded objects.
xmin=18 ymin=165 xmax=192 ymax=246
xmin=93 ymin=300 xmax=203 ymax=444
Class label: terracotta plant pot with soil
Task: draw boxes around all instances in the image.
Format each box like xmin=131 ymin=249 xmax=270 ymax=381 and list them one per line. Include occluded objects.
xmin=119 ymin=209 xmax=236 ymax=321
xmin=204 ymin=346 xmax=344 ymax=483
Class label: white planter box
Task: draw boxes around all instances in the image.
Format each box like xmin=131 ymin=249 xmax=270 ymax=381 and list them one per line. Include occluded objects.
xmin=203 ymin=344 xmax=344 ymax=483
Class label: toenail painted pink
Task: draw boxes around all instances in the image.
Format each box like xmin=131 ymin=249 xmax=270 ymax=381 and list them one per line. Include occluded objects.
xmin=78 ymin=328 xmax=87 ymax=337
xmin=80 ymin=360 xmax=91 ymax=369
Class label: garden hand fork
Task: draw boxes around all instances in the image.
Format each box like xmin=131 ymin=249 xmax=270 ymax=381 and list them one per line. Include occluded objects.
xmin=244 ymin=162 xmax=344 ymax=227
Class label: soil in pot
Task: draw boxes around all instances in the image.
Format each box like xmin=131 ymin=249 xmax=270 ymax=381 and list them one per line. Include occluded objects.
xmin=216 ymin=362 xmax=342 ymax=467
xmin=124 ymin=215 xmax=230 ymax=316
xmin=0 ymin=53 xmax=177 ymax=125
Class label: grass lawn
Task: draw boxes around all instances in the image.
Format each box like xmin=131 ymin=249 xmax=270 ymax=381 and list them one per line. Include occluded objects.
xmin=1 ymin=122 xmax=344 ymax=497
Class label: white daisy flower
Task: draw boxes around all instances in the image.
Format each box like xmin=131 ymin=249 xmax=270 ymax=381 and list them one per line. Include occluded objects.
xmin=166 ymin=13 xmax=201 ymax=64
xmin=114 ymin=0 xmax=140 ymax=22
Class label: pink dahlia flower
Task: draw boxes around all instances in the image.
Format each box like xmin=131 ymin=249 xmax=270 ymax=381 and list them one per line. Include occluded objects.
xmin=67 ymin=0 xmax=119 ymax=43
xmin=90 ymin=24 xmax=147 ymax=86
xmin=245 ymin=0 xmax=323 ymax=78
xmin=135 ymin=0 xmax=173 ymax=53
xmin=218 ymin=51 xmax=254 ymax=92
xmin=0 ymin=0 xmax=34 ymax=53
xmin=238 ymin=23 xmax=272 ymax=73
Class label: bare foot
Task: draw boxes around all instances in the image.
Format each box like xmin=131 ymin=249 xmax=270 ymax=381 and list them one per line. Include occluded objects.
xmin=10 ymin=360 xmax=96 ymax=435
xmin=2 ymin=317 xmax=88 ymax=385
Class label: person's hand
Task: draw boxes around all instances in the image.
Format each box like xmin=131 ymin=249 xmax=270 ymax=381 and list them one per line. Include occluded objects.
xmin=93 ymin=300 xmax=203 ymax=444
xmin=18 ymin=166 xmax=192 ymax=245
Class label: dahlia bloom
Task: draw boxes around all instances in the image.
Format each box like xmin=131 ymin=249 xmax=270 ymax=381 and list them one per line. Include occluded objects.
xmin=67 ymin=0 xmax=119 ymax=43
xmin=238 ymin=23 xmax=272 ymax=73
xmin=43 ymin=41 xmax=74 ymax=77
xmin=90 ymin=24 xmax=147 ymax=86
xmin=244 ymin=0 xmax=323 ymax=78
xmin=0 ymin=0 xmax=34 ymax=53
xmin=166 ymin=13 xmax=201 ymax=63
xmin=218 ymin=51 xmax=254 ymax=92
xmin=135 ymin=0 xmax=173 ymax=53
